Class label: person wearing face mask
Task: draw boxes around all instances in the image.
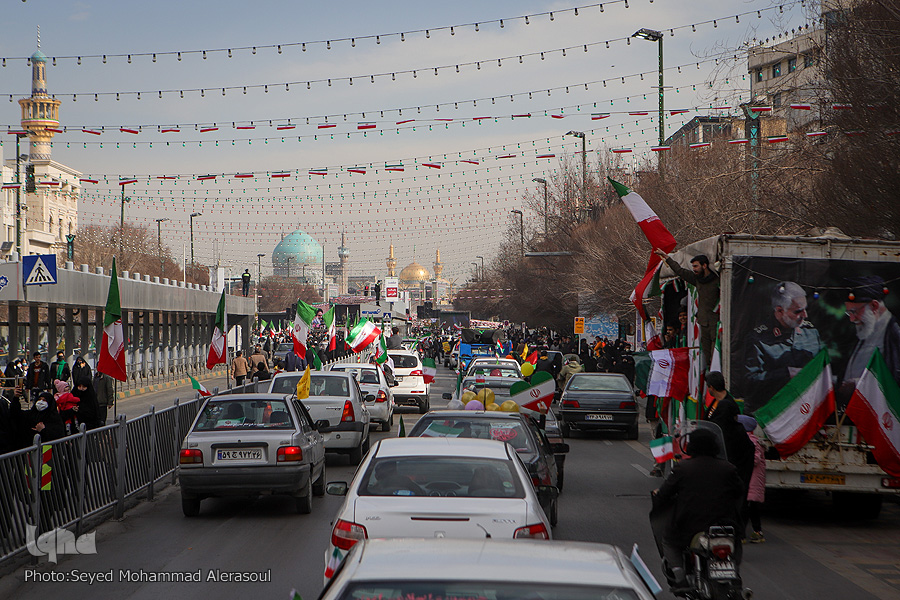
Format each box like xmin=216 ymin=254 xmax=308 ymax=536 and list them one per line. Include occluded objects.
xmin=72 ymin=356 xmax=92 ymax=385
xmin=23 ymin=392 xmax=65 ymax=443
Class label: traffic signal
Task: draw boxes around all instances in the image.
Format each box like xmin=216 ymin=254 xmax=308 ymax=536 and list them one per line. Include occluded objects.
xmin=25 ymin=164 xmax=35 ymax=193
xmin=364 ymin=285 xmax=370 ymax=296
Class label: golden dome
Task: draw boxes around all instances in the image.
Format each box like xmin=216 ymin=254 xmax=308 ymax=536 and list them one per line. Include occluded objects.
xmin=399 ymin=261 xmax=432 ymax=284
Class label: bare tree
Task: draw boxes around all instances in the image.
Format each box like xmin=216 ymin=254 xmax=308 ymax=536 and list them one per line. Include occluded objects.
xmin=258 ymin=276 xmax=321 ymax=313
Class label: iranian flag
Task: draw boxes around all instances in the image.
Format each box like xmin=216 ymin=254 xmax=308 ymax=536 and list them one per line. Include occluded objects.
xmin=647 ymin=348 xmax=690 ymax=399
xmin=347 ymin=318 xmax=381 ymax=353
xmin=422 ymin=358 xmax=437 ymax=384
xmin=630 ymin=261 xmax=663 ymax=320
xmin=292 ymin=300 xmax=317 ymax=357
xmin=650 ymin=435 xmax=674 ymax=463
xmin=98 ymin=257 xmax=127 ymax=381
xmin=324 ymin=306 xmax=337 ymax=351
xmin=205 ymin=289 xmax=227 ymax=369
xmin=324 ymin=546 xmax=343 ymax=579
xmin=511 ymin=371 xmax=556 ymax=414
xmin=845 ymin=349 xmax=900 ymax=477
xmin=755 ymin=350 xmax=835 ymax=457
xmin=525 ymin=350 xmax=539 ymax=365
xmin=190 ymin=375 xmax=212 ymax=397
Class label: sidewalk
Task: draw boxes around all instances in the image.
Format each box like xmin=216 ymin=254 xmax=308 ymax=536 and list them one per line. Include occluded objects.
xmin=111 ymin=373 xmax=230 ymax=420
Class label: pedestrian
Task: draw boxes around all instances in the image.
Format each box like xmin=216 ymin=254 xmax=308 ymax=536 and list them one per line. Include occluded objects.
xmin=241 ymin=268 xmax=251 ymax=297
xmin=231 ymin=350 xmax=250 ymax=385
xmin=72 ymin=377 xmax=103 ymax=430
xmin=705 ymin=371 xmax=755 ymax=511
xmin=22 ymin=391 xmax=66 ymax=443
xmin=249 ymin=346 xmax=268 ymax=379
xmin=252 ymin=362 xmax=272 ymax=383
xmin=72 ymin=355 xmax=92 ymax=383
xmin=54 ymin=380 xmax=80 ymax=436
xmin=284 ymin=348 xmax=301 ymax=372
xmin=93 ymin=370 xmax=115 ymax=425
xmin=533 ymin=349 xmax=555 ymax=379
xmin=25 ymin=352 xmax=51 ymax=402
xmin=739 ymin=415 xmax=767 ymax=543
xmin=50 ymin=351 xmax=71 ymax=383
xmin=558 ymin=356 xmax=584 ymax=389
xmin=387 ymin=327 xmax=403 ymax=350
xmin=4 ymin=358 xmax=24 ymax=388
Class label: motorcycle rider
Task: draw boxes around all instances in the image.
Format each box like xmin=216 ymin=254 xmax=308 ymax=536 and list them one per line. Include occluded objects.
xmin=651 ymin=427 xmax=744 ymax=591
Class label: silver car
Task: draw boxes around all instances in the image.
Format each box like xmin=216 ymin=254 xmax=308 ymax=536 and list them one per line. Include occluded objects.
xmin=321 ymin=538 xmax=658 ymax=600
xmin=265 ymin=372 xmax=372 ymax=464
xmin=178 ymin=393 xmax=327 ymax=516
xmin=328 ymin=362 xmax=395 ymax=432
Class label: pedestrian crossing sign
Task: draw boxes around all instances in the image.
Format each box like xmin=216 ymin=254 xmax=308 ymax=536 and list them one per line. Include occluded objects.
xmin=23 ymin=254 xmax=58 ymax=286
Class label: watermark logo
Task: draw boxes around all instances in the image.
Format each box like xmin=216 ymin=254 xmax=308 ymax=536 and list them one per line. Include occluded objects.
xmin=26 ymin=525 xmax=97 ymax=564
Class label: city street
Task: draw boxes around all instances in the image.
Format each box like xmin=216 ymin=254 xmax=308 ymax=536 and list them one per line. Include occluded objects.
xmin=2 ymin=364 xmax=899 ymax=600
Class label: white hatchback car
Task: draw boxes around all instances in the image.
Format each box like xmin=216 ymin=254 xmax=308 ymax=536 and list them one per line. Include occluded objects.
xmin=328 ymin=362 xmax=395 ymax=432
xmin=387 ymin=350 xmax=430 ymax=413
xmin=324 ymin=437 xmax=554 ymax=579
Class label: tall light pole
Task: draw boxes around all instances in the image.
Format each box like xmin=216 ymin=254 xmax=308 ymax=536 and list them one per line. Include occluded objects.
xmin=257 ymin=253 xmax=265 ymax=285
xmin=511 ymin=210 xmax=524 ymax=257
xmin=565 ymin=131 xmax=587 ymax=221
xmin=471 ymin=262 xmax=479 ymax=282
xmin=189 ymin=212 xmax=201 ymax=268
xmin=155 ymin=217 xmax=169 ymax=278
xmin=118 ymin=179 xmax=135 ymax=256
xmin=632 ymin=28 xmax=665 ymax=149
xmin=533 ymin=177 xmax=549 ymax=240
xmin=12 ymin=131 xmax=27 ymax=257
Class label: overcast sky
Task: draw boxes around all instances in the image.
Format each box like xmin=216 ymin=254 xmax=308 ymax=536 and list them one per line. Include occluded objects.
xmin=0 ymin=0 xmax=810 ymax=284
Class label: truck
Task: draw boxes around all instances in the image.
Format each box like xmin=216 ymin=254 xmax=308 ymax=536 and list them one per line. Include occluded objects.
xmin=659 ymin=231 xmax=900 ymax=518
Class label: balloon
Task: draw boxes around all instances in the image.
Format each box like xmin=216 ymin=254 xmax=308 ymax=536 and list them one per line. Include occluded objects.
xmin=485 ymin=402 xmax=500 ymax=411
xmin=476 ymin=388 xmax=496 ymax=406
xmin=461 ymin=390 xmax=477 ymax=405
xmin=499 ymin=400 xmax=520 ymax=412
xmin=465 ymin=400 xmax=485 ymax=411
xmin=521 ymin=362 xmax=534 ymax=377
xmin=447 ymin=399 xmax=465 ymax=410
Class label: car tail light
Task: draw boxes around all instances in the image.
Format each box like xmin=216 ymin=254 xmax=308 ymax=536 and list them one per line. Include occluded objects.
xmin=514 ymin=523 xmax=550 ymax=539
xmin=179 ymin=449 xmax=203 ymax=464
xmin=710 ymin=540 xmax=734 ymax=560
xmin=619 ymin=401 xmax=636 ymax=409
xmin=375 ymin=390 xmax=388 ymax=403
xmin=562 ymin=399 xmax=580 ymax=409
xmin=331 ymin=519 xmax=367 ymax=550
xmin=277 ymin=446 xmax=303 ymax=462
xmin=410 ymin=369 xmax=424 ymax=377
xmin=882 ymin=478 xmax=900 ymax=488
xmin=341 ymin=400 xmax=355 ymax=422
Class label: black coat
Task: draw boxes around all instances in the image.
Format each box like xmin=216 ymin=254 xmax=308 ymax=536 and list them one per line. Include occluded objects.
xmin=534 ymin=357 xmax=555 ymax=377
xmin=73 ymin=382 xmax=102 ymax=430
xmin=25 ymin=362 xmax=51 ymax=391
xmin=654 ymin=455 xmax=744 ymax=547
xmin=708 ymin=396 xmax=756 ymax=487
xmin=72 ymin=361 xmax=92 ymax=385
xmin=50 ymin=359 xmax=71 ymax=382
xmin=21 ymin=398 xmax=66 ymax=444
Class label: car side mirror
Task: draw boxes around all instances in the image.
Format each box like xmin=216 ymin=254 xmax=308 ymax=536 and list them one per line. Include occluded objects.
xmin=365 ymin=394 xmax=376 ymax=403
xmin=326 ymin=482 xmax=349 ymax=496
xmin=442 ymin=393 xmax=452 ymax=400
xmin=314 ymin=419 xmax=330 ymax=431
xmin=551 ymin=442 xmax=570 ymax=454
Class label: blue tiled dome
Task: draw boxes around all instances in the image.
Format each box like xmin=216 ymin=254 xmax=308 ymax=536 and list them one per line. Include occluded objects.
xmin=272 ymin=230 xmax=323 ymax=272
xmin=30 ymin=50 xmax=48 ymax=64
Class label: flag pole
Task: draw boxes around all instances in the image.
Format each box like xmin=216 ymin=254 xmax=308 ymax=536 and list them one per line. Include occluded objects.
xmin=224 ymin=287 xmax=231 ymax=390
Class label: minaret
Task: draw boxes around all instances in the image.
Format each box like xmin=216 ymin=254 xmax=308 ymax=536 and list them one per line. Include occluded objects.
xmin=337 ymin=231 xmax=350 ymax=295
xmin=433 ymin=248 xmax=444 ymax=280
xmin=19 ymin=30 xmax=61 ymax=163
xmin=386 ymin=244 xmax=397 ymax=277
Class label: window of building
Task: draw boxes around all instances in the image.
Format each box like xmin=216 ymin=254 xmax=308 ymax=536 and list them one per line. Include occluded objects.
xmin=805 ymin=53 xmax=816 ymax=68
xmin=772 ymin=62 xmax=782 ymax=78
xmin=788 ymin=57 xmax=797 ymax=72
xmin=773 ymin=92 xmax=782 ymax=108
xmin=755 ymin=69 xmax=763 ymax=83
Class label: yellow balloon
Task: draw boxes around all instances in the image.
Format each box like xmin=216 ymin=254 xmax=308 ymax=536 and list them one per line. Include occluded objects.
xmin=461 ymin=390 xmax=477 ymax=405
xmin=476 ymin=388 xmax=496 ymax=406
xmin=485 ymin=403 xmax=501 ymax=411
xmin=499 ymin=400 xmax=520 ymax=412
xmin=521 ymin=363 xmax=534 ymax=377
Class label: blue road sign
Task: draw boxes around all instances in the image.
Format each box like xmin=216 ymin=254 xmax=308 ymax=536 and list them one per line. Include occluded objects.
xmin=23 ymin=254 xmax=57 ymax=286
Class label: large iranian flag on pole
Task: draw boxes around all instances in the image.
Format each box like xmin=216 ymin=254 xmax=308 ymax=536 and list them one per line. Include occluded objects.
xmin=347 ymin=318 xmax=381 ymax=353
xmin=324 ymin=306 xmax=337 ymax=351
xmin=98 ymin=257 xmax=127 ymax=381
xmin=292 ymin=299 xmax=317 ymax=357
xmin=845 ymin=349 xmax=900 ymax=477
xmin=756 ymin=349 xmax=835 ymax=457
xmin=205 ymin=289 xmax=227 ymax=369
xmin=647 ymin=348 xmax=690 ymax=399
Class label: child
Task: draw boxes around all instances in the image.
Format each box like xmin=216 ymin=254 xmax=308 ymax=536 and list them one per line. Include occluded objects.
xmin=739 ymin=415 xmax=766 ymax=543
xmin=54 ymin=379 xmax=80 ymax=436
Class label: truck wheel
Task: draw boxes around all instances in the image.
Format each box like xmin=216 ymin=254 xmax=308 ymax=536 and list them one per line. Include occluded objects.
xmin=833 ymin=492 xmax=882 ymax=519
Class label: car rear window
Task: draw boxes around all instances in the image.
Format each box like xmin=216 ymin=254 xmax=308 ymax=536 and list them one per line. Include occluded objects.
xmin=332 ymin=367 xmax=380 ymax=384
xmin=567 ymin=375 xmax=633 ymax=393
xmin=410 ymin=418 xmax=536 ymax=455
xmin=193 ymin=399 xmax=294 ymax=430
xmin=468 ymin=366 xmax=520 ymax=378
xmin=338 ymin=582 xmax=640 ymax=600
xmin=389 ymin=354 xmax=418 ymax=369
xmin=270 ymin=375 xmax=351 ymax=396
xmin=276 ymin=343 xmax=292 ymax=352
xmin=461 ymin=379 xmax=515 ymax=397
xmin=358 ymin=456 xmax=524 ymax=498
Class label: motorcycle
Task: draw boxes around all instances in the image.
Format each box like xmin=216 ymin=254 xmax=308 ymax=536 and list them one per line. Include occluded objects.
xmin=663 ymin=525 xmax=752 ymax=600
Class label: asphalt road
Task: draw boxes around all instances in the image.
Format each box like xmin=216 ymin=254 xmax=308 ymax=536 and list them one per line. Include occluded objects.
xmin=3 ymin=363 xmax=899 ymax=600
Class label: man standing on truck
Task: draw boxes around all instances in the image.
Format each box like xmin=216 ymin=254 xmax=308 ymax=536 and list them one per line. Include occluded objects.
xmin=743 ymin=282 xmax=823 ymax=414
xmin=839 ymin=276 xmax=900 ymax=407
xmin=655 ymin=249 xmax=720 ymax=368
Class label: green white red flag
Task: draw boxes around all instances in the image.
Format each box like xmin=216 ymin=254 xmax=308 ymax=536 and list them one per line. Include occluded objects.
xmin=347 ymin=318 xmax=381 ymax=353
xmin=292 ymin=300 xmax=317 ymax=358
xmin=190 ymin=375 xmax=212 ymax=397
xmin=205 ymin=289 xmax=227 ymax=369
xmin=324 ymin=545 xmax=343 ymax=579
xmin=647 ymin=348 xmax=690 ymax=398
xmin=324 ymin=306 xmax=337 ymax=351
xmin=98 ymin=257 xmax=127 ymax=381
xmin=755 ymin=349 xmax=835 ymax=457
xmin=511 ymin=371 xmax=555 ymax=414
xmin=422 ymin=358 xmax=437 ymax=384
xmin=845 ymin=349 xmax=900 ymax=477
xmin=650 ymin=435 xmax=674 ymax=463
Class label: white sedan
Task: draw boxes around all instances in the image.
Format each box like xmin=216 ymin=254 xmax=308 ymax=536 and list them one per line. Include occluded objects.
xmin=324 ymin=437 xmax=554 ymax=579
xmin=321 ymin=538 xmax=658 ymax=600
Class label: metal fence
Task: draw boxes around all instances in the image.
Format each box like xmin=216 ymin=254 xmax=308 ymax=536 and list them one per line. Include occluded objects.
xmin=120 ymin=350 xmax=229 ymax=392
xmin=0 ymin=397 xmax=202 ymax=566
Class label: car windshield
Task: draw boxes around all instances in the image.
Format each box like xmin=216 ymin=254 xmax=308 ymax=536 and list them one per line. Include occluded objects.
xmin=193 ymin=399 xmax=293 ymax=430
xmin=358 ymin=456 xmax=524 ymax=498
xmin=333 ymin=367 xmax=380 ymax=385
xmin=567 ymin=375 xmax=633 ymax=393
xmin=461 ymin=379 xmax=516 ymax=397
xmin=410 ymin=418 xmax=536 ymax=456
xmin=337 ymin=581 xmax=639 ymax=600
xmin=275 ymin=343 xmax=293 ymax=352
xmin=270 ymin=375 xmax=351 ymax=396
xmin=468 ymin=366 xmax=520 ymax=378
xmin=389 ymin=354 xmax=418 ymax=369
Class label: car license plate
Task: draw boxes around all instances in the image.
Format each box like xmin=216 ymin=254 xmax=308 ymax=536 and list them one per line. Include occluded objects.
xmin=216 ymin=449 xmax=263 ymax=461
xmin=395 ymin=376 xmax=404 ymax=382
xmin=800 ymin=473 xmax=845 ymax=485
xmin=585 ymin=414 xmax=614 ymax=421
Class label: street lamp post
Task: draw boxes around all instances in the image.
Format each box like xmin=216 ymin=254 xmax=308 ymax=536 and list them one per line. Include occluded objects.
xmin=632 ymin=28 xmax=665 ymax=149
xmin=302 ymin=263 xmax=307 ymax=284
xmin=533 ymin=178 xmax=549 ymax=240
xmin=511 ymin=210 xmax=524 ymax=257
xmin=118 ymin=179 xmax=135 ymax=256
xmin=189 ymin=212 xmax=201 ymax=269
xmin=13 ymin=132 xmax=27 ymax=257
xmin=476 ymin=256 xmax=484 ymax=282
xmin=155 ymin=217 xmax=169 ymax=278
xmin=565 ymin=131 xmax=587 ymax=221
xmin=471 ymin=262 xmax=479 ymax=282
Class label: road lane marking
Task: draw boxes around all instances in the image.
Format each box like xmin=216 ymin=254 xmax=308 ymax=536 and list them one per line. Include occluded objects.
xmin=604 ymin=440 xmax=613 ymax=446
xmin=631 ymin=463 xmax=653 ymax=478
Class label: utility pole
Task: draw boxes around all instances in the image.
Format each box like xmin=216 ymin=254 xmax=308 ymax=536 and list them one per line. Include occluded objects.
xmin=476 ymin=256 xmax=484 ymax=282
xmin=533 ymin=178 xmax=549 ymax=240
xmin=14 ymin=132 xmax=26 ymax=257
xmin=155 ymin=218 xmax=169 ymax=278
xmin=118 ymin=180 xmax=134 ymax=256
xmin=189 ymin=212 xmax=201 ymax=271
xmin=633 ymin=29 xmax=665 ymax=170
xmin=741 ymin=103 xmax=762 ymax=228
xmin=565 ymin=131 xmax=587 ymax=221
xmin=511 ymin=210 xmax=524 ymax=257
